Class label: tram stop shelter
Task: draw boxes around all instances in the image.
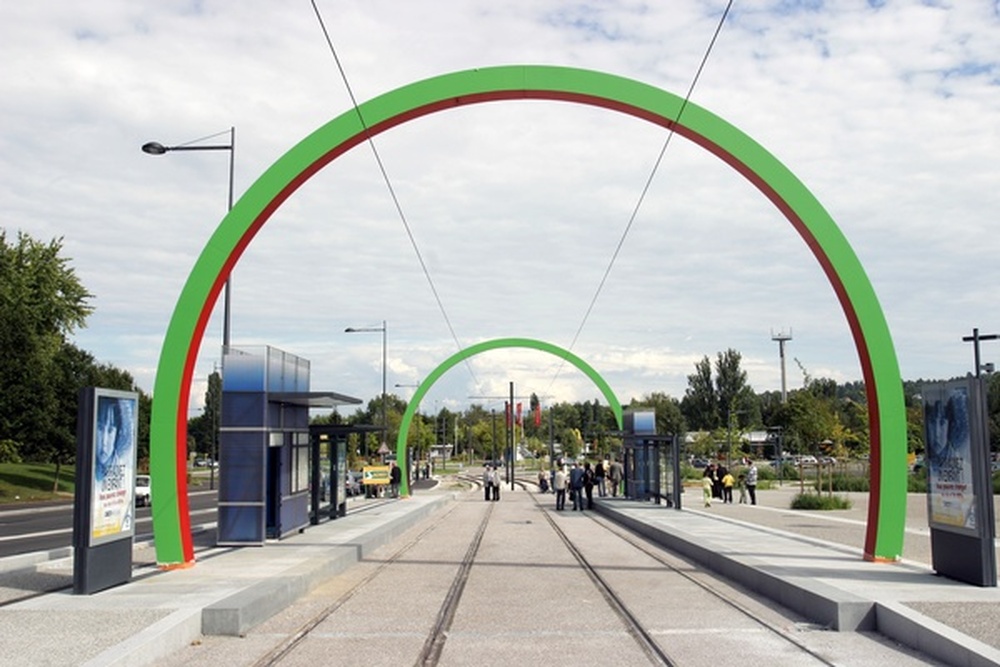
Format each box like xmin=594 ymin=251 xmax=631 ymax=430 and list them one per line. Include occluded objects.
xmin=218 ymin=345 xmax=362 ymax=545
xmin=621 ymin=409 xmax=682 ymax=509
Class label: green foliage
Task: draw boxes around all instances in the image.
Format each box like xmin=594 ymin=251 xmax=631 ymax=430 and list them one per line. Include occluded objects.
xmin=830 ymin=473 xmax=870 ymax=492
xmin=187 ymin=371 xmax=222 ymax=460
xmin=681 ymin=350 xmax=759 ymax=434
xmin=908 ymin=467 xmax=929 ymax=494
xmin=0 ymin=440 xmax=22 ymax=464
xmin=758 ymin=463 xmax=800 ymax=481
xmin=683 ymin=356 xmax=719 ymax=430
xmin=1 ymin=231 xmax=91 ymax=463
xmin=790 ymin=492 xmax=852 ymax=510
xmin=0 ymin=231 xmax=151 ymax=467
xmin=630 ymin=392 xmax=686 ymax=436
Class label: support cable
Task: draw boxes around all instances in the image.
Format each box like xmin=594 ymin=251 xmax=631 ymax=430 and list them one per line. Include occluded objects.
xmin=547 ymin=0 xmax=734 ymax=394
xmin=310 ymin=0 xmax=481 ymax=390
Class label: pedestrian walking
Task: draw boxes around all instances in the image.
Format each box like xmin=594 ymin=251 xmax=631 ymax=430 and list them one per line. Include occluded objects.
xmin=738 ymin=472 xmax=748 ymax=504
xmin=746 ymin=459 xmax=758 ymax=505
xmin=702 ymin=473 xmax=713 ymax=507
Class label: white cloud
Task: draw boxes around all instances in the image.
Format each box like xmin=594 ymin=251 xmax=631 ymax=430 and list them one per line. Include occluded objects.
xmin=3 ymin=1 xmax=999 ymax=415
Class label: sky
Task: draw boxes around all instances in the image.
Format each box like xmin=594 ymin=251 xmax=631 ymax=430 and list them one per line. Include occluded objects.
xmin=3 ymin=1 xmax=999 ymax=419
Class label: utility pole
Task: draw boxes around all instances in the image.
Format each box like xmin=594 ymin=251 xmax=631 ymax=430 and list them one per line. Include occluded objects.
xmin=509 ymin=382 xmax=515 ymax=490
xmin=772 ymin=329 xmax=793 ymax=402
xmin=962 ymin=327 xmax=998 ymax=377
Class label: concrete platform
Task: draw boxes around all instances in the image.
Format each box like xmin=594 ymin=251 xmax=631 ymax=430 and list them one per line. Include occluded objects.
xmin=1 ymin=478 xmax=999 ymax=667
xmin=595 ymin=497 xmax=1000 ymax=667
xmin=0 ymin=490 xmax=457 ymax=667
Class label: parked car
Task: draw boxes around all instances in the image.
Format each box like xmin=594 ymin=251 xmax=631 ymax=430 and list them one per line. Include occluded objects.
xmin=135 ymin=474 xmax=151 ymax=508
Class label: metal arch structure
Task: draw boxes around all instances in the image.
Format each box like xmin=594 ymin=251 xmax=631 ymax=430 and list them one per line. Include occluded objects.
xmin=148 ymin=65 xmax=907 ymax=567
xmin=394 ymin=337 xmax=624 ymax=498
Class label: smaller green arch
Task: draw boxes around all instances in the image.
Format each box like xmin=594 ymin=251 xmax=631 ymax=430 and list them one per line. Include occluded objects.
xmin=396 ymin=337 xmax=623 ymax=496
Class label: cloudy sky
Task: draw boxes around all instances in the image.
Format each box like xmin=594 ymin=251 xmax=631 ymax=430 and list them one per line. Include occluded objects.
xmin=3 ymin=1 xmax=999 ymax=418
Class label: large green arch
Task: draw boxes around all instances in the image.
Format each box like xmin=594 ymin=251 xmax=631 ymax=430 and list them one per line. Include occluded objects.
xmin=149 ymin=65 xmax=906 ymax=566
xmin=395 ymin=337 xmax=624 ymax=497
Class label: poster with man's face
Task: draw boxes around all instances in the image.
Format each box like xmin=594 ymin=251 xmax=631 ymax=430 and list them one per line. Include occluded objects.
xmin=90 ymin=391 xmax=138 ymax=545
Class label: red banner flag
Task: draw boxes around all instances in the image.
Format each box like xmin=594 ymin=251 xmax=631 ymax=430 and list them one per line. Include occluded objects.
xmin=505 ymin=402 xmax=511 ymax=427
xmin=516 ymin=402 xmax=523 ymax=426
xmin=533 ymin=403 xmax=542 ymax=427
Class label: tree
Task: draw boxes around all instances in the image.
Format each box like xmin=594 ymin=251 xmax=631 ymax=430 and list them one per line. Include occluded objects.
xmin=715 ymin=348 xmax=759 ymax=429
xmin=187 ymin=371 xmax=221 ymax=461
xmin=784 ymin=389 xmax=839 ymax=454
xmin=681 ymin=350 xmax=757 ymax=432
xmin=48 ymin=341 xmax=150 ymax=482
xmin=0 ymin=230 xmax=92 ymax=462
xmin=987 ymin=373 xmax=1000 ymax=454
xmin=682 ymin=356 xmax=719 ymax=430
xmin=630 ymin=392 xmax=686 ymax=436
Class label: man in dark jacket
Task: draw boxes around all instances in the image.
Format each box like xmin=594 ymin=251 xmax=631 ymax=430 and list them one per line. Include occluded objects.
xmin=569 ymin=462 xmax=585 ymax=511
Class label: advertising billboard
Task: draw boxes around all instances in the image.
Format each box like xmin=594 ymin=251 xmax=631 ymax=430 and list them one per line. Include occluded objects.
xmin=89 ymin=389 xmax=139 ymax=546
xmin=923 ymin=379 xmax=984 ymax=536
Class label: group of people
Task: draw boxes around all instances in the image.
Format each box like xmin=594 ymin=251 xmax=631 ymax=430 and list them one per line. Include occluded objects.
xmin=549 ymin=457 xmax=624 ymax=511
xmin=482 ymin=465 xmax=501 ymax=501
xmin=701 ymin=459 xmax=758 ymax=507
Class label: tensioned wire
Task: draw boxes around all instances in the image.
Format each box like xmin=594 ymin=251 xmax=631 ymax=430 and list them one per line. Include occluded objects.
xmin=310 ymin=0 xmax=482 ymax=391
xmin=311 ymin=0 xmax=733 ymax=403
xmin=545 ymin=0 xmax=735 ymax=398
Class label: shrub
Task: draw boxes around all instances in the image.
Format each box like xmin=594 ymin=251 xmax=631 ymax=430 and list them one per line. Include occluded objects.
xmin=758 ymin=463 xmax=799 ymax=481
xmin=908 ymin=465 xmax=928 ymax=494
xmin=790 ymin=492 xmax=852 ymax=510
xmin=830 ymin=474 xmax=869 ymax=493
xmin=0 ymin=440 xmax=22 ymax=464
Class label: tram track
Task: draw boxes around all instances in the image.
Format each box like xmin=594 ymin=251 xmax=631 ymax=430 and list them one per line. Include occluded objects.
xmin=159 ymin=476 xmax=941 ymax=667
xmin=509 ymin=475 xmax=847 ymax=666
xmin=580 ymin=510 xmax=840 ymax=666
xmin=270 ymin=476 xmax=830 ymax=665
xmin=251 ymin=501 xmax=460 ymax=666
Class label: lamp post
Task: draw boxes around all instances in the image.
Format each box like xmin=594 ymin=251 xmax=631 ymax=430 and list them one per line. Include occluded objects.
xmin=345 ymin=320 xmax=387 ymax=460
xmin=962 ymin=328 xmax=999 ymax=377
xmin=142 ymin=127 xmax=236 ymax=350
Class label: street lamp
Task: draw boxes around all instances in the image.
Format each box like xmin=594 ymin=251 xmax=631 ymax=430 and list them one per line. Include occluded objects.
xmin=962 ymin=327 xmax=999 ymax=378
xmin=142 ymin=127 xmax=236 ymax=349
xmin=345 ymin=320 xmax=387 ymax=460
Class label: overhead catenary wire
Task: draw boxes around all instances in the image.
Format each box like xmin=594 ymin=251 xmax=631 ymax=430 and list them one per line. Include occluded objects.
xmin=309 ymin=0 xmax=483 ymax=392
xmin=310 ymin=0 xmax=734 ymax=405
xmin=546 ymin=0 xmax=735 ymax=397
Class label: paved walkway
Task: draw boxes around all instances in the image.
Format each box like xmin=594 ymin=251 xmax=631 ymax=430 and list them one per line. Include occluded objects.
xmin=0 ymin=478 xmax=997 ymax=666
